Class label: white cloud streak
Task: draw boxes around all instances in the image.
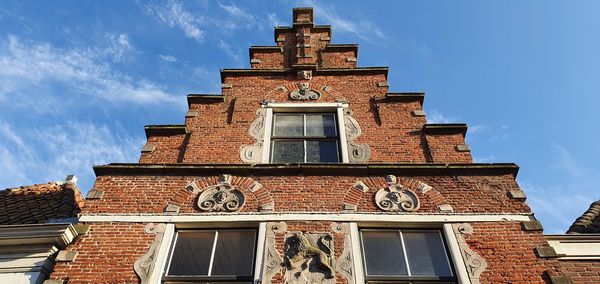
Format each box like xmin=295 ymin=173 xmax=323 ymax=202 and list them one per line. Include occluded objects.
xmin=0 ymin=35 xmax=181 ymax=108
xmin=144 ymin=0 xmax=205 ymax=42
xmin=0 ymin=120 xmax=142 ymax=192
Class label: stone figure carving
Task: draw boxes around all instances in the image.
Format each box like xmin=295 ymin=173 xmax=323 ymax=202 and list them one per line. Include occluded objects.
xmin=134 ymin=223 xmax=166 ymax=284
xmin=283 ymin=232 xmax=335 ymax=283
xmin=240 ymin=109 xmax=267 ymax=163
xmin=343 ymin=108 xmax=370 ymax=163
xmin=452 ymin=223 xmax=488 ymax=284
xmin=290 ymin=82 xmax=321 ymax=100
xmin=374 ymin=182 xmax=420 ymax=212
xmin=297 ymin=70 xmax=312 ymax=80
xmin=197 ymin=174 xmax=245 ymax=212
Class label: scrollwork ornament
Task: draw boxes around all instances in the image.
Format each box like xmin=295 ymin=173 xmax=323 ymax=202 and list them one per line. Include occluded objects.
xmin=290 ymin=82 xmax=321 ymax=100
xmin=197 ymin=184 xmax=245 ymax=212
xmin=374 ymin=184 xmax=420 ymax=212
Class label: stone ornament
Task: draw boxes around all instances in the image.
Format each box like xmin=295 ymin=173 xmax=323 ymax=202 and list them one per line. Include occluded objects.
xmin=297 ymin=70 xmax=312 ymax=80
xmin=240 ymin=109 xmax=267 ymax=163
xmin=374 ymin=175 xmax=420 ymax=212
xmin=336 ymin=235 xmax=354 ymax=284
xmin=452 ymin=223 xmax=488 ymax=284
xmin=343 ymin=108 xmax=371 ymax=163
xmin=134 ymin=223 xmax=166 ymax=284
xmin=283 ymin=232 xmax=335 ymax=283
xmin=290 ymin=82 xmax=321 ymax=100
xmin=196 ymin=174 xmax=245 ymax=212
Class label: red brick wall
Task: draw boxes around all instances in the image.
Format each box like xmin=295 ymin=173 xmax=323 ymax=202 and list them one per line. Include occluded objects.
xmin=559 ymin=260 xmax=600 ymax=283
xmin=51 ymin=222 xmax=153 ymax=283
xmin=467 ymin=222 xmax=562 ymax=283
xmin=82 ymin=174 xmax=528 ymax=215
xmin=250 ymin=51 xmax=285 ymax=69
xmin=321 ymin=50 xmax=357 ymax=68
xmin=139 ymin=134 xmax=187 ymax=163
xmin=425 ymin=132 xmax=472 ymax=163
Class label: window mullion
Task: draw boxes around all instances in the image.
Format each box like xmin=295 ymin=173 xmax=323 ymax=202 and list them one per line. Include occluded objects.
xmin=207 ymin=230 xmax=219 ymax=276
xmin=399 ymin=230 xmax=411 ymax=276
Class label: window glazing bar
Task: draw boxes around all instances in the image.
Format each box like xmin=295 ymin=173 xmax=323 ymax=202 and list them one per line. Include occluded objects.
xmin=207 ymin=230 xmax=219 ymax=276
xmin=399 ymin=230 xmax=411 ymax=276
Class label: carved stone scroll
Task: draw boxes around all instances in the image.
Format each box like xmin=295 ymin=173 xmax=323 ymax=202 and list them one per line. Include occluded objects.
xmin=283 ymin=232 xmax=336 ymax=283
xmin=290 ymin=82 xmax=321 ymax=100
xmin=262 ymin=222 xmax=285 ymax=284
xmin=196 ymin=174 xmax=245 ymax=212
xmin=336 ymin=235 xmax=354 ymax=284
xmin=343 ymin=108 xmax=371 ymax=163
xmin=374 ymin=182 xmax=420 ymax=212
xmin=134 ymin=223 xmax=166 ymax=284
xmin=452 ymin=223 xmax=488 ymax=284
xmin=240 ymin=109 xmax=267 ymax=163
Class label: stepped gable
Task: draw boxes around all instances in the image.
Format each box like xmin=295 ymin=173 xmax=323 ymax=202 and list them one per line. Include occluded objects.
xmin=567 ymin=199 xmax=600 ymax=234
xmin=0 ymin=179 xmax=84 ymax=225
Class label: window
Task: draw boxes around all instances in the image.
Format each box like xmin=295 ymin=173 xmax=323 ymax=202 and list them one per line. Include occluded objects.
xmin=270 ymin=112 xmax=340 ymax=163
xmin=360 ymin=229 xmax=456 ymax=283
xmin=165 ymin=229 xmax=256 ymax=283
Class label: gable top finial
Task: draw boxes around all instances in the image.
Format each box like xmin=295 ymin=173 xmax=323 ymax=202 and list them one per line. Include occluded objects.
xmin=292 ymin=7 xmax=314 ymax=26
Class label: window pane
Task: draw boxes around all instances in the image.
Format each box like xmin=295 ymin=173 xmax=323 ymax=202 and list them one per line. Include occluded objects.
xmin=306 ymin=114 xmax=336 ymax=137
xmin=273 ymin=114 xmax=303 ymax=137
xmin=211 ymin=230 xmax=256 ymax=276
xmin=306 ymin=140 xmax=339 ymax=162
xmin=168 ymin=231 xmax=214 ymax=276
xmin=272 ymin=141 xmax=304 ymax=163
xmin=362 ymin=231 xmax=408 ymax=276
xmin=403 ymin=231 xmax=453 ymax=277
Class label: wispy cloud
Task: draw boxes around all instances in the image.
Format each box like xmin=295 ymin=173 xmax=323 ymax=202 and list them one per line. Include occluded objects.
xmin=218 ymin=39 xmax=242 ymax=67
xmin=144 ymin=0 xmax=205 ymax=42
xmin=0 ymin=120 xmax=142 ymax=192
xmin=105 ymin=33 xmax=134 ymax=62
xmin=302 ymin=0 xmax=387 ymax=43
xmin=523 ymin=142 xmax=600 ymax=233
xmin=159 ymin=54 xmax=178 ymax=63
xmin=218 ymin=2 xmax=255 ymax=24
xmin=426 ymin=110 xmax=456 ymax=123
xmin=0 ymin=35 xmax=181 ymax=109
xmin=268 ymin=13 xmax=282 ymax=27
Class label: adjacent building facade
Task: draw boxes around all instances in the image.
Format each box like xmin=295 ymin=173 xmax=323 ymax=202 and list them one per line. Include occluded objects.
xmin=40 ymin=7 xmax=597 ymax=284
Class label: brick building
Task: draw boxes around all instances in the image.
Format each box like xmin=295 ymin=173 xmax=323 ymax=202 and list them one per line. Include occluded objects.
xmin=44 ymin=7 xmax=590 ymax=284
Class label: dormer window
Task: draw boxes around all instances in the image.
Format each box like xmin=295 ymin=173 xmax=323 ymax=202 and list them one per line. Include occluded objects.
xmin=271 ymin=113 xmax=340 ymax=163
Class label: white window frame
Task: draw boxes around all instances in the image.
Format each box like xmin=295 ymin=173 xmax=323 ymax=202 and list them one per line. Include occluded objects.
xmin=261 ymin=102 xmax=350 ymax=163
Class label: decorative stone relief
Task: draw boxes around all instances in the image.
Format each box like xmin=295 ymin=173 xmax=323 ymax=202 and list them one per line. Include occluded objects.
xmin=335 ymin=235 xmax=354 ymax=284
xmin=134 ymin=223 xmax=166 ymax=284
xmin=343 ymin=108 xmax=371 ymax=163
xmin=262 ymin=222 xmax=285 ymax=284
xmin=374 ymin=176 xmax=420 ymax=212
xmin=283 ymin=232 xmax=336 ymax=283
xmin=297 ymin=70 xmax=312 ymax=80
xmin=290 ymin=82 xmax=321 ymax=100
xmin=452 ymin=223 xmax=488 ymax=284
xmin=196 ymin=174 xmax=245 ymax=212
xmin=240 ymin=109 xmax=267 ymax=163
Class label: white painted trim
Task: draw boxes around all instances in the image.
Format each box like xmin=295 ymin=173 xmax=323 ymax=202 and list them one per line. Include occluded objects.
xmin=547 ymin=239 xmax=600 ymax=259
xmin=149 ymin=223 xmax=175 ymax=284
xmin=261 ymin=108 xmax=274 ymax=163
xmin=80 ymin=213 xmax=533 ymax=223
xmin=253 ymin=222 xmax=267 ymax=283
xmin=443 ymin=224 xmax=470 ymax=284
xmin=266 ymin=102 xmax=347 ymax=109
xmin=349 ymin=222 xmax=365 ymax=284
xmin=337 ymin=107 xmax=349 ymax=163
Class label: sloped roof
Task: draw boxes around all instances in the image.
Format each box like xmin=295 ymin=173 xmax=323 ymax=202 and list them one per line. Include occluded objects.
xmin=567 ymin=200 xmax=600 ymax=234
xmin=0 ymin=180 xmax=84 ymax=225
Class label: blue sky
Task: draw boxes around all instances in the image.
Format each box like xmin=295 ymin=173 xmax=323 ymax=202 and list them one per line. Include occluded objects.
xmin=0 ymin=0 xmax=598 ymax=234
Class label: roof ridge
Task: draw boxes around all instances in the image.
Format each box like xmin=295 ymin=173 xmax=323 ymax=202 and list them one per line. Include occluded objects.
xmin=567 ymin=199 xmax=600 ymax=234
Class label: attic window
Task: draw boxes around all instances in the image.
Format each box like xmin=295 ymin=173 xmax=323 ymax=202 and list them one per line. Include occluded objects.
xmin=271 ymin=113 xmax=340 ymax=163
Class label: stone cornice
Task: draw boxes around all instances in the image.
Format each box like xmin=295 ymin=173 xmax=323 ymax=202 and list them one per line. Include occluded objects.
xmin=220 ymin=67 xmax=389 ymax=82
xmin=93 ymin=163 xmax=519 ymax=178
xmin=144 ymin=125 xmax=188 ymax=137
xmin=423 ymin=123 xmax=468 ymax=137
xmin=385 ymin=92 xmax=425 ymax=105
xmin=0 ymin=223 xmax=77 ymax=249
xmin=187 ymin=94 xmax=225 ymax=106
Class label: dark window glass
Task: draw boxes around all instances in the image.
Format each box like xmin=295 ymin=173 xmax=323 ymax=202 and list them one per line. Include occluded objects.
xmin=362 ymin=231 xmax=408 ymax=276
xmin=361 ymin=229 xmax=455 ymax=282
xmin=166 ymin=229 xmax=256 ymax=282
xmin=271 ymin=113 xmax=339 ymax=163
xmin=403 ymin=231 xmax=453 ymax=277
